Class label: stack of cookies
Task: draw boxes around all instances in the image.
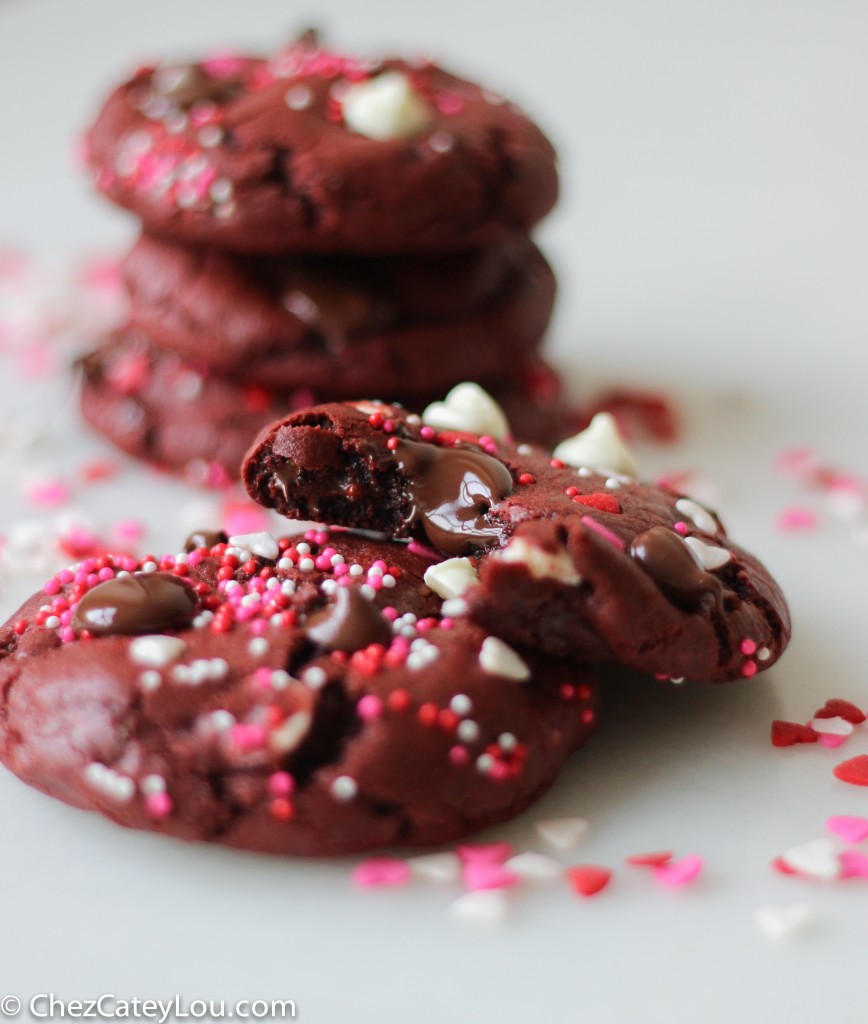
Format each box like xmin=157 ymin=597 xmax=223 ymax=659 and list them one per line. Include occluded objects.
xmin=79 ymin=35 xmax=565 ymax=486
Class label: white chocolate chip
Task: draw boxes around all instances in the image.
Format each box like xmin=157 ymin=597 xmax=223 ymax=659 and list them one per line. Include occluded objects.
xmin=129 ymin=635 xmax=187 ymax=668
xmin=675 ymin=498 xmax=718 ymax=535
xmin=552 ymin=413 xmax=638 ymax=476
xmin=497 ymin=537 xmax=580 ymax=584
xmin=422 ymin=382 xmax=511 ymax=441
xmin=684 ymin=536 xmax=732 ymax=571
xmin=424 ymin=557 xmax=478 ymax=599
xmin=228 ymin=531 xmax=279 ymax=561
xmin=342 ymin=71 xmax=432 ymax=141
xmin=478 ymin=636 xmax=531 ymax=681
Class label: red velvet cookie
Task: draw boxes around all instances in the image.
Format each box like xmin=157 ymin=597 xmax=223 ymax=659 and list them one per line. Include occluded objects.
xmin=85 ymin=39 xmax=558 ymax=254
xmin=242 ymin=400 xmax=791 ymax=683
xmin=0 ymin=529 xmax=597 ymax=855
xmin=79 ymin=332 xmax=572 ymax=484
xmin=121 ymin=232 xmax=555 ymax=391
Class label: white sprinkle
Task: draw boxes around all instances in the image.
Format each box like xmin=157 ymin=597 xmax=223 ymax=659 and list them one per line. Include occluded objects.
xmin=476 ymin=753 xmax=495 ymax=774
xmin=675 ymin=498 xmax=718 ymax=535
xmin=349 ymin=564 xmax=364 ymax=577
xmin=407 ymin=851 xmax=461 ymax=883
xmin=139 ymin=670 xmax=162 ymax=691
xmin=44 ymin=615 xmax=60 ymax=629
xmin=209 ymin=710 xmax=235 ymax=731
xmin=330 ymin=554 xmax=345 ymax=566
xmin=298 ymin=557 xmax=315 ymax=571
xmin=278 ymin=557 xmax=294 ymax=570
xmin=229 ymin=531 xmax=279 ymax=561
xmin=331 ymin=775 xmax=358 ymax=801
xmin=450 ymin=889 xmax=510 ymax=925
xmin=684 ymin=536 xmax=732 ymax=571
xmin=478 ymin=636 xmax=531 ymax=681
xmin=381 ymin=574 xmax=396 ymax=588
xmin=130 ymin=635 xmax=187 ymax=668
xmin=198 ymin=125 xmax=224 ymax=148
xmin=754 ymin=903 xmax=815 ymax=941
xmin=210 ymin=178 xmax=234 ymax=204
xmin=141 ymin=561 xmax=158 ymax=573
xmin=441 ymin=597 xmax=469 ymax=618
xmin=248 ymin=637 xmax=270 ymax=657
xmin=296 ymin=542 xmax=311 ymax=555
xmin=141 ymin=774 xmax=166 ymax=796
xmin=457 ymin=719 xmax=480 ymax=743
xmin=303 ymin=666 xmax=328 ymax=689
xmin=497 ymin=732 xmax=517 ymax=751
xmin=757 ymin=646 xmax=771 ymax=662
xmin=450 ymin=694 xmax=473 ymax=716
xmin=285 ymin=83 xmax=314 ymax=110
xmin=535 ymin=817 xmax=589 ymax=850
xmin=505 ymin=851 xmax=562 ymax=882
xmin=321 ymin=579 xmax=339 ymax=595
xmin=270 ymin=670 xmax=291 ymax=690
xmin=428 ymin=129 xmax=455 ymax=153
xmin=780 ymin=838 xmax=841 ymax=881
xmin=270 ymin=711 xmax=312 ymax=753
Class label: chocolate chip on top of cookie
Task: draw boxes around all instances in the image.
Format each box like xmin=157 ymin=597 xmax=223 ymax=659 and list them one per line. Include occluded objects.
xmin=243 ymin=393 xmax=791 ymax=683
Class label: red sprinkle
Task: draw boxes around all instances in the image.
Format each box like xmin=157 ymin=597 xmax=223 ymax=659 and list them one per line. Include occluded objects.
xmin=567 ymin=865 xmax=612 ymax=897
xmin=814 ymin=699 xmax=866 ymax=725
xmin=625 ymin=851 xmax=674 ymax=867
xmin=517 ymin=473 xmax=535 ymax=486
xmin=833 ymin=755 xmax=868 ymax=787
xmin=771 ymin=720 xmax=819 ymax=747
xmin=571 ymin=493 xmax=622 ymax=514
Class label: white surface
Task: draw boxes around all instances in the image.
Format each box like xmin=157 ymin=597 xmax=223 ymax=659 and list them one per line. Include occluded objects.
xmin=2 ymin=1 xmax=868 ymax=1021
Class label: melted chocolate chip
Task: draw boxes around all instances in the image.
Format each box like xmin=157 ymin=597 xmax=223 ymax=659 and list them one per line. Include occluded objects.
xmin=184 ymin=529 xmax=229 ymax=553
xmin=305 ymin=587 xmax=392 ymax=653
xmin=282 ymin=266 xmax=393 ymax=341
xmin=631 ymin=526 xmax=720 ymax=609
xmin=395 ymin=439 xmax=513 ymax=557
xmin=72 ymin=572 xmax=199 ymax=636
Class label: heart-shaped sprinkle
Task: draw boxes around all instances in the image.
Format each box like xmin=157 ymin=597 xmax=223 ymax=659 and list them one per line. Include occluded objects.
xmin=625 ymin=851 xmax=674 ymax=867
xmin=780 ymin=838 xmax=841 ymax=880
xmin=674 ymin=498 xmax=718 ymax=535
xmin=567 ymin=864 xmax=612 ymax=897
xmin=814 ymin=699 xmax=866 ymax=724
xmin=570 ymin=492 xmax=622 ymax=515
xmin=810 ymin=716 xmax=854 ymax=737
xmin=826 ymin=815 xmax=868 ymax=845
xmin=771 ymin=720 xmax=818 ymax=747
xmin=505 ymin=852 xmax=562 ymax=882
xmin=754 ymin=903 xmax=814 ymax=940
xmin=652 ymin=853 xmax=703 ymax=887
xmin=464 ymin=862 xmax=521 ymax=892
xmin=839 ymin=850 xmax=868 ymax=878
xmin=820 ymin=734 xmax=848 ymax=749
xmin=406 ymin=852 xmax=461 ymax=883
xmin=457 ymin=841 xmax=513 ymax=864
xmin=450 ymin=889 xmax=510 ymax=925
xmin=351 ymin=857 xmax=411 ymax=888
xmin=684 ymin=536 xmax=732 ymax=570
xmin=834 ymin=755 xmax=868 ymax=787
xmin=535 ymin=817 xmax=589 ymax=850
xmin=771 ymin=856 xmax=799 ymax=876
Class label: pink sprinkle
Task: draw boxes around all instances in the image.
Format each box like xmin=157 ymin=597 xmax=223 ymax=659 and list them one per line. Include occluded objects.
xmin=777 ymin=507 xmax=818 ymax=531
xmin=449 ymin=745 xmax=469 ymax=765
xmin=457 ymin=841 xmax=513 ymax=865
xmin=463 ymin=862 xmax=520 ymax=892
xmin=407 ymin=539 xmax=443 ymax=561
xmin=839 ymin=849 xmax=868 ymax=879
xmin=740 ymin=638 xmax=757 ymax=656
xmin=97 ymin=567 xmax=115 ymax=581
xmin=419 ymin=426 xmax=436 ymax=440
xmin=230 ymin=723 xmax=268 ymax=751
xmin=25 ymin=479 xmax=70 ymax=507
xmin=827 ymin=815 xmax=868 ymax=845
xmin=352 ymin=857 xmax=411 ymax=889
xmin=381 ymin=606 xmax=398 ymax=621
xmin=145 ymin=792 xmax=173 ymax=820
xmin=221 ymin=501 xmax=270 ymax=536
xmin=820 ymin=733 xmax=848 ymax=749
xmin=60 ymin=627 xmax=75 ymax=644
xmin=580 ymin=515 xmax=625 ymax=549
xmin=114 ymin=519 xmax=144 ymax=542
xmin=357 ymin=695 xmax=383 ymax=720
xmin=652 ymin=853 xmax=703 ymax=888
xmin=673 ymin=521 xmax=688 ymax=535
xmin=741 ymin=660 xmax=757 ymax=678
xmin=43 ymin=579 xmax=61 ymax=596
xmin=267 ymin=771 xmax=295 ymax=797
xmin=334 ymin=563 xmax=349 ymax=577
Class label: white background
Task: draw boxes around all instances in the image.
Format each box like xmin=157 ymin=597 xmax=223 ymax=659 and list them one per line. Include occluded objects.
xmin=1 ymin=1 xmax=868 ymax=1021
